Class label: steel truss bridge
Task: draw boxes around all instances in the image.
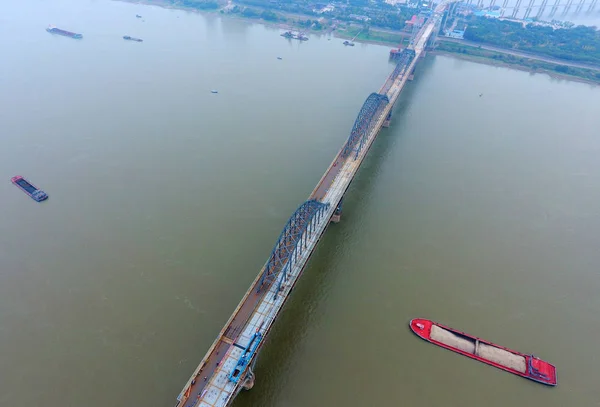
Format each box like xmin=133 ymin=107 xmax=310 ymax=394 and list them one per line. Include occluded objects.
xmin=174 ymin=3 xmax=448 ymax=407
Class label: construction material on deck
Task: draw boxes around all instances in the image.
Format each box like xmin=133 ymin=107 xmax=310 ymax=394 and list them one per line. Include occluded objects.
xmin=430 ymin=325 xmax=475 ymax=354
xmin=477 ymin=342 xmax=526 ymax=373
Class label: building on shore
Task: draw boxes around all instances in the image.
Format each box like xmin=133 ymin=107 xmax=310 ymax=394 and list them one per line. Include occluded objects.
xmin=444 ymin=28 xmax=465 ymax=39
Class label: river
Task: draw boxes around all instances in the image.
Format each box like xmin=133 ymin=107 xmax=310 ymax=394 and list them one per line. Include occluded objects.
xmin=1 ymin=1 xmax=600 ymax=406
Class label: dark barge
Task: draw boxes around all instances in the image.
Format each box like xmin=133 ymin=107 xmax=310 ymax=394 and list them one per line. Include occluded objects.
xmin=123 ymin=35 xmax=143 ymax=42
xmin=11 ymin=176 xmax=48 ymax=202
xmin=46 ymin=25 xmax=83 ymax=39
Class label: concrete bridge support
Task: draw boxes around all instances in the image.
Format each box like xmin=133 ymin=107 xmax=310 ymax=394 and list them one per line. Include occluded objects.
xmin=241 ymin=355 xmax=260 ymax=391
xmin=383 ymin=110 xmax=392 ymax=128
xmin=242 ymin=367 xmax=255 ymax=391
xmin=331 ymin=199 xmax=343 ymax=223
xmin=407 ymin=52 xmax=424 ymax=82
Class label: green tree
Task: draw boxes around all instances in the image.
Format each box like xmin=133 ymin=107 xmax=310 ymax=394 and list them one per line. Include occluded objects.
xmin=463 ymin=16 xmax=600 ymax=66
xmin=260 ymin=10 xmax=278 ymax=21
xmin=241 ymin=7 xmax=259 ymax=17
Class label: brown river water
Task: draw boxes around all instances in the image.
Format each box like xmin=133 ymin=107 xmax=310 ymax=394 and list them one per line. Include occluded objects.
xmin=1 ymin=1 xmax=600 ymax=406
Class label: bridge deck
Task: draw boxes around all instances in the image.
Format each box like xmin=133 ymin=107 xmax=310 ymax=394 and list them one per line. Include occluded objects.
xmin=175 ymin=4 xmax=447 ymax=406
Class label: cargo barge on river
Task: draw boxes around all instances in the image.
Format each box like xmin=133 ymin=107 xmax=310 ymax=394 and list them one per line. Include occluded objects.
xmin=11 ymin=176 xmax=48 ymax=202
xmin=46 ymin=25 xmax=82 ymax=39
xmin=410 ymin=318 xmax=557 ymax=386
xmin=123 ymin=35 xmax=143 ymax=42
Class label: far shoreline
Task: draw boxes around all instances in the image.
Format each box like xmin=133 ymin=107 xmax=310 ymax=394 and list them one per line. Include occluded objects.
xmin=114 ymin=0 xmax=407 ymax=45
xmin=114 ymin=0 xmax=600 ymax=85
xmin=431 ymin=51 xmax=600 ymax=86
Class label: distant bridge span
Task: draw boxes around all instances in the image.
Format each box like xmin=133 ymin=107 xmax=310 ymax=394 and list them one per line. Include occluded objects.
xmin=461 ymin=0 xmax=599 ymax=16
xmin=173 ymin=3 xmax=449 ymax=407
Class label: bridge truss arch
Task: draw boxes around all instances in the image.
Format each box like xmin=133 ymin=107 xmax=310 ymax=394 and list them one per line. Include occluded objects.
xmin=258 ymin=199 xmax=330 ymax=298
xmin=342 ymin=92 xmax=389 ymax=160
xmin=382 ymin=49 xmax=416 ymax=94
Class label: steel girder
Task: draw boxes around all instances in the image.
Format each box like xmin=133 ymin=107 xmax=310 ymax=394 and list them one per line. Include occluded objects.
xmin=258 ymin=199 xmax=330 ymax=298
xmin=391 ymin=49 xmax=416 ymax=81
xmin=381 ymin=49 xmax=416 ymax=94
xmin=354 ymin=94 xmax=389 ymax=159
xmin=341 ymin=92 xmax=389 ymax=160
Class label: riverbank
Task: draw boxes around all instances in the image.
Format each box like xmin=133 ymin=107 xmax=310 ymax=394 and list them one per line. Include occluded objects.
xmin=115 ymin=0 xmax=600 ymax=84
xmin=115 ymin=0 xmax=409 ymax=45
xmin=434 ymin=41 xmax=600 ymax=86
xmin=334 ymin=26 xmax=411 ymax=47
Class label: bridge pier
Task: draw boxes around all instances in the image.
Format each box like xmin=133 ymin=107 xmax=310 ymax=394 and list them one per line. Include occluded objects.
xmin=383 ymin=110 xmax=392 ymax=128
xmin=330 ymin=199 xmax=343 ymax=223
xmin=242 ymin=367 xmax=255 ymax=391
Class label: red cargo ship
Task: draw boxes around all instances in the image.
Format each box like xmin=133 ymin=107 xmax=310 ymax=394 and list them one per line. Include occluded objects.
xmin=410 ymin=318 xmax=557 ymax=386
